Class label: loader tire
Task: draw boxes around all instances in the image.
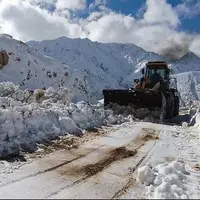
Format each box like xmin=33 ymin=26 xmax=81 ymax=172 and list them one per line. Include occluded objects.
xmin=160 ymin=93 xmax=166 ymax=121
xmin=166 ymin=95 xmax=174 ymax=119
xmin=173 ymin=96 xmax=179 ymax=116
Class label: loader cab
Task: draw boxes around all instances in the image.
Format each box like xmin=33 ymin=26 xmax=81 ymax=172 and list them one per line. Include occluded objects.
xmin=136 ymin=61 xmax=171 ymax=90
xmin=145 ymin=61 xmax=170 ymax=80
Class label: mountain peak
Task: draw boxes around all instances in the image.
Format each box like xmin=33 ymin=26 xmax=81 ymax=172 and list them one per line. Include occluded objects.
xmin=180 ymin=51 xmax=200 ymax=60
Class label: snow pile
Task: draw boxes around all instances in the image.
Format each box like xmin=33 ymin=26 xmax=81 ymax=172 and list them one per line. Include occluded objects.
xmin=105 ymin=103 xmax=161 ymax=121
xmin=187 ymin=101 xmax=200 ymax=127
xmin=190 ymin=108 xmax=200 ymax=129
xmin=0 ymin=160 xmax=24 ymax=174
xmin=137 ymin=161 xmax=190 ymax=199
xmin=0 ymin=82 xmax=132 ymax=159
xmin=195 ymin=110 xmax=200 ymax=129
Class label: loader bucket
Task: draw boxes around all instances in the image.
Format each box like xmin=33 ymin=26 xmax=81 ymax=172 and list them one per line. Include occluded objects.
xmin=103 ymin=89 xmax=164 ymax=119
xmin=103 ymin=89 xmax=163 ymax=108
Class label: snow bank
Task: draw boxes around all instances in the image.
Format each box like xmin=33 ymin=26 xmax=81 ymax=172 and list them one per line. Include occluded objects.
xmin=0 ymin=82 xmax=131 ymax=159
xmin=188 ymin=103 xmax=200 ymax=128
xmin=189 ymin=102 xmax=200 ymax=128
xmin=195 ymin=111 xmax=200 ymax=129
xmin=137 ymin=161 xmax=194 ymax=199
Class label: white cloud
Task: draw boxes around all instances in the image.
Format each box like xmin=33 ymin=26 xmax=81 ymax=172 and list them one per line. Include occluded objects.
xmin=85 ymin=12 xmax=137 ymax=43
xmin=0 ymin=0 xmax=199 ymax=58
xmin=84 ymin=12 xmax=191 ymax=59
xmin=0 ymin=0 xmax=86 ymax=41
xmin=142 ymin=0 xmax=180 ymax=27
xmin=56 ymin=0 xmax=86 ymax=10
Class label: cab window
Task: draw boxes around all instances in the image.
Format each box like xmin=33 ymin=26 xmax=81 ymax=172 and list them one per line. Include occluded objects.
xmin=147 ymin=69 xmax=166 ymax=79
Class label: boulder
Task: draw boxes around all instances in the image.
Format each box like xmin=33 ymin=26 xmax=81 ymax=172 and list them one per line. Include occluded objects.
xmin=0 ymin=50 xmax=9 ymax=69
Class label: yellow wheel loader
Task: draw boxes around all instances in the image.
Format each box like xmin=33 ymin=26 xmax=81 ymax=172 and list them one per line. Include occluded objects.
xmin=103 ymin=61 xmax=179 ymax=120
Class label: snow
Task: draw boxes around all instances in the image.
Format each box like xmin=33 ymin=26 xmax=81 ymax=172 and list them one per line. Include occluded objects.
xmin=193 ymin=108 xmax=200 ymax=129
xmin=0 ymin=82 xmax=132 ymax=158
xmin=173 ymin=72 xmax=200 ymax=107
xmin=137 ymin=157 xmax=200 ymax=199
xmin=127 ymin=120 xmax=200 ymax=199
xmin=172 ymin=52 xmax=200 ymax=73
xmin=195 ymin=112 xmax=200 ymax=129
xmin=137 ymin=163 xmax=155 ymax=186
xmin=137 ymin=161 xmax=190 ymax=199
xmin=188 ymin=102 xmax=200 ymax=128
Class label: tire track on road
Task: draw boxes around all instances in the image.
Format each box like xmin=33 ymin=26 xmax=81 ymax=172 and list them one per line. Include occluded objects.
xmin=111 ymin=125 xmax=164 ymax=199
xmin=47 ymin=127 xmax=160 ymax=199
xmin=0 ymin=143 xmax=107 ymax=188
xmin=0 ymin=154 xmax=85 ymax=188
xmin=111 ymin=140 xmax=158 ymax=199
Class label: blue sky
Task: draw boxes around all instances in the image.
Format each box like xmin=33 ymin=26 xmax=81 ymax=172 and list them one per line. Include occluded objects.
xmin=112 ymin=0 xmax=200 ymax=33
xmin=83 ymin=0 xmax=200 ymax=33
xmin=36 ymin=0 xmax=200 ymax=34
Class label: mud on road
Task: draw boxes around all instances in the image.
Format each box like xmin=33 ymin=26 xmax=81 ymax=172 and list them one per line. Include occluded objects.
xmin=26 ymin=127 xmax=111 ymax=159
xmin=56 ymin=127 xmax=160 ymax=183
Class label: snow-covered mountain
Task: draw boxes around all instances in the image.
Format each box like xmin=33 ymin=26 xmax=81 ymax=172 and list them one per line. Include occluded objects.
xmin=27 ymin=36 xmax=200 ymax=105
xmin=0 ymin=34 xmax=200 ymax=105
xmin=171 ymin=52 xmax=200 ymax=73
xmin=28 ymin=37 xmax=165 ymax=89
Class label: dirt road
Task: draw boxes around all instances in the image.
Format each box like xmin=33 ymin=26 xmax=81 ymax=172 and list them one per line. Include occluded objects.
xmin=0 ymin=121 xmax=196 ymax=199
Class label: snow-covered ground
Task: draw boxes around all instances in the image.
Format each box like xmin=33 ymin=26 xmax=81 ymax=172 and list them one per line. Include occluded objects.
xmin=192 ymin=108 xmax=200 ymax=129
xmin=1 ymin=119 xmax=200 ymax=199
xmin=135 ymin=125 xmax=200 ymax=199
